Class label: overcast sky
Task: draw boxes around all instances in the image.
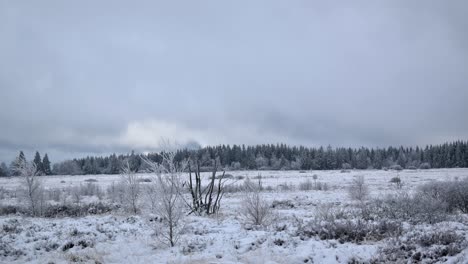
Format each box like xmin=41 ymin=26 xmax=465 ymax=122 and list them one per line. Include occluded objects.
xmin=1 ymin=1 xmax=467 ymax=162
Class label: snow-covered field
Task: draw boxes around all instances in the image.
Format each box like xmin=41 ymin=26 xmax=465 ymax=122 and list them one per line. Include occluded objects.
xmin=1 ymin=169 xmax=468 ymax=263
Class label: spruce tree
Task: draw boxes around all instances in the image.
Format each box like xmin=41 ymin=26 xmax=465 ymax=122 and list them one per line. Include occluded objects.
xmin=42 ymin=154 xmax=52 ymax=175
xmin=33 ymin=151 xmax=43 ymax=175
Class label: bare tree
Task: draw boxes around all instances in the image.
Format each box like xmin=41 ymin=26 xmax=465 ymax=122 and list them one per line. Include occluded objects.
xmin=186 ymin=155 xmax=228 ymax=215
xmin=240 ymin=178 xmax=272 ymax=226
xmin=348 ymin=175 xmax=369 ymax=202
xmin=14 ymin=159 xmax=42 ymax=216
xmin=142 ymin=151 xmax=186 ymax=247
xmin=120 ymin=161 xmax=141 ymax=214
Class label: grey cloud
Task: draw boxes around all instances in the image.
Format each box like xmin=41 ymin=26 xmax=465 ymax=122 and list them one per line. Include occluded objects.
xmin=0 ymin=0 xmax=467 ymax=162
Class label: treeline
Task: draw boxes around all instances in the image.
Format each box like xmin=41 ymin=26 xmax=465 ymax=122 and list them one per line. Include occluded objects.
xmin=1 ymin=141 xmax=467 ymax=176
xmin=0 ymin=151 xmax=52 ymax=177
xmin=176 ymin=140 xmax=468 ymax=171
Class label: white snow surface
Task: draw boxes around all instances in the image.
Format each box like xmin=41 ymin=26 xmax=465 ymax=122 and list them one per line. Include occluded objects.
xmin=1 ymin=168 xmax=468 ymax=263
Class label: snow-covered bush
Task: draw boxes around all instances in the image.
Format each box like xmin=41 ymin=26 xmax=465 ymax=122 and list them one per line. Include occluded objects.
xmin=271 ymin=200 xmax=295 ymax=209
xmin=314 ymin=204 xmax=348 ymax=223
xmin=374 ymin=227 xmax=467 ymax=263
xmin=390 ymin=176 xmax=402 ymax=189
xmin=368 ymin=192 xmax=448 ymax=224
xmin=419 ymin=162 xmax=431 ymax=169
xmin=341 ymin=163 xmax=352 ymax=170
xmin=42 ymin=202 xmax=114 ymax=218
xmin=418 ymin=179 xmax=468 ymax=213
xmin=298 ymin=177 xmax=328 ymax=191
xmin=296 ymin=218 xmax=402 ymax=243
xmin=0 ymin=205 xmax=25 ymax=216
xmin=390 ymin=164 xmax=403 ymax=171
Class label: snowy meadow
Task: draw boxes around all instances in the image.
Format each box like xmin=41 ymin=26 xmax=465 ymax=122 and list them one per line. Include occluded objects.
xmin=1 ymin=168 xmax=468 ymax=263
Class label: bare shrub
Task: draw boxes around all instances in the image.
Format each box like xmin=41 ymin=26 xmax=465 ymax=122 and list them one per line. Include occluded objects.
xmin=144 ymin=183 xmax=158 ymax=212
xmin=298 ymin=179 xmax=313 ymax=191
xmin=312 ymin=174 xmax=318 ymax=187
xmin=186 ymin=155 xmax=228 ymax=215
xmin=242 ymin=177 xmax=256 ymax=190
xmin=314 ymin=204 xmax=348 ymax=223
xmin=240 ymin=178 xmax=272 ymax=226
xmin=82 ymin=182 xmax=103 ymax=197
xmin=106 ymin=181 xmax=125 ymax=204
xmin=347 ymin=175 xmax=369 ymax=202
xmin=72 ymin=183 xmax=103 ymax=198
xmin=315 ymin=182 xmax=329 ymax=191
xmin=47 ymin=188 xmax=63 ymax=203
xmin=71 ymin=187 xmax=82 ymax=206
xmin=223 ymin=183 xmax=244 ymax=193
xmin=299 ymin=178 xmax=328 ymax=191
xmin=277 ymin=182 xmax=295 ymax=192
xmin=120 ymin=161 xmax=141 ymax=214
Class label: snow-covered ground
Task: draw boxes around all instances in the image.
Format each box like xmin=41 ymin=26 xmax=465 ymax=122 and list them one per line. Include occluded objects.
xmin=1 ymin=169 xmax=468 ymax=263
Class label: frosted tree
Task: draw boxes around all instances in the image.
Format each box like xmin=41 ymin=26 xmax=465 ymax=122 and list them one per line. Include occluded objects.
xmin=142 ymin=147 xmax=187 ymax=247
xmin=14 ymin=159 xmax=43 ymax=216
xmin=120 ymin=161 xmax=141 ymax=214
xmin=10 ymin=151 xmax=26 ymax=176
xmin=348 ymin=175 xmax=369 ymax=202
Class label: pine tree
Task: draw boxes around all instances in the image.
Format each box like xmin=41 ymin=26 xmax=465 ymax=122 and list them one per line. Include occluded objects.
xmin=42 ymin=154 xmax=52 ymax=175
xmin=33 ymin=151 xmax=43 ymax=175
